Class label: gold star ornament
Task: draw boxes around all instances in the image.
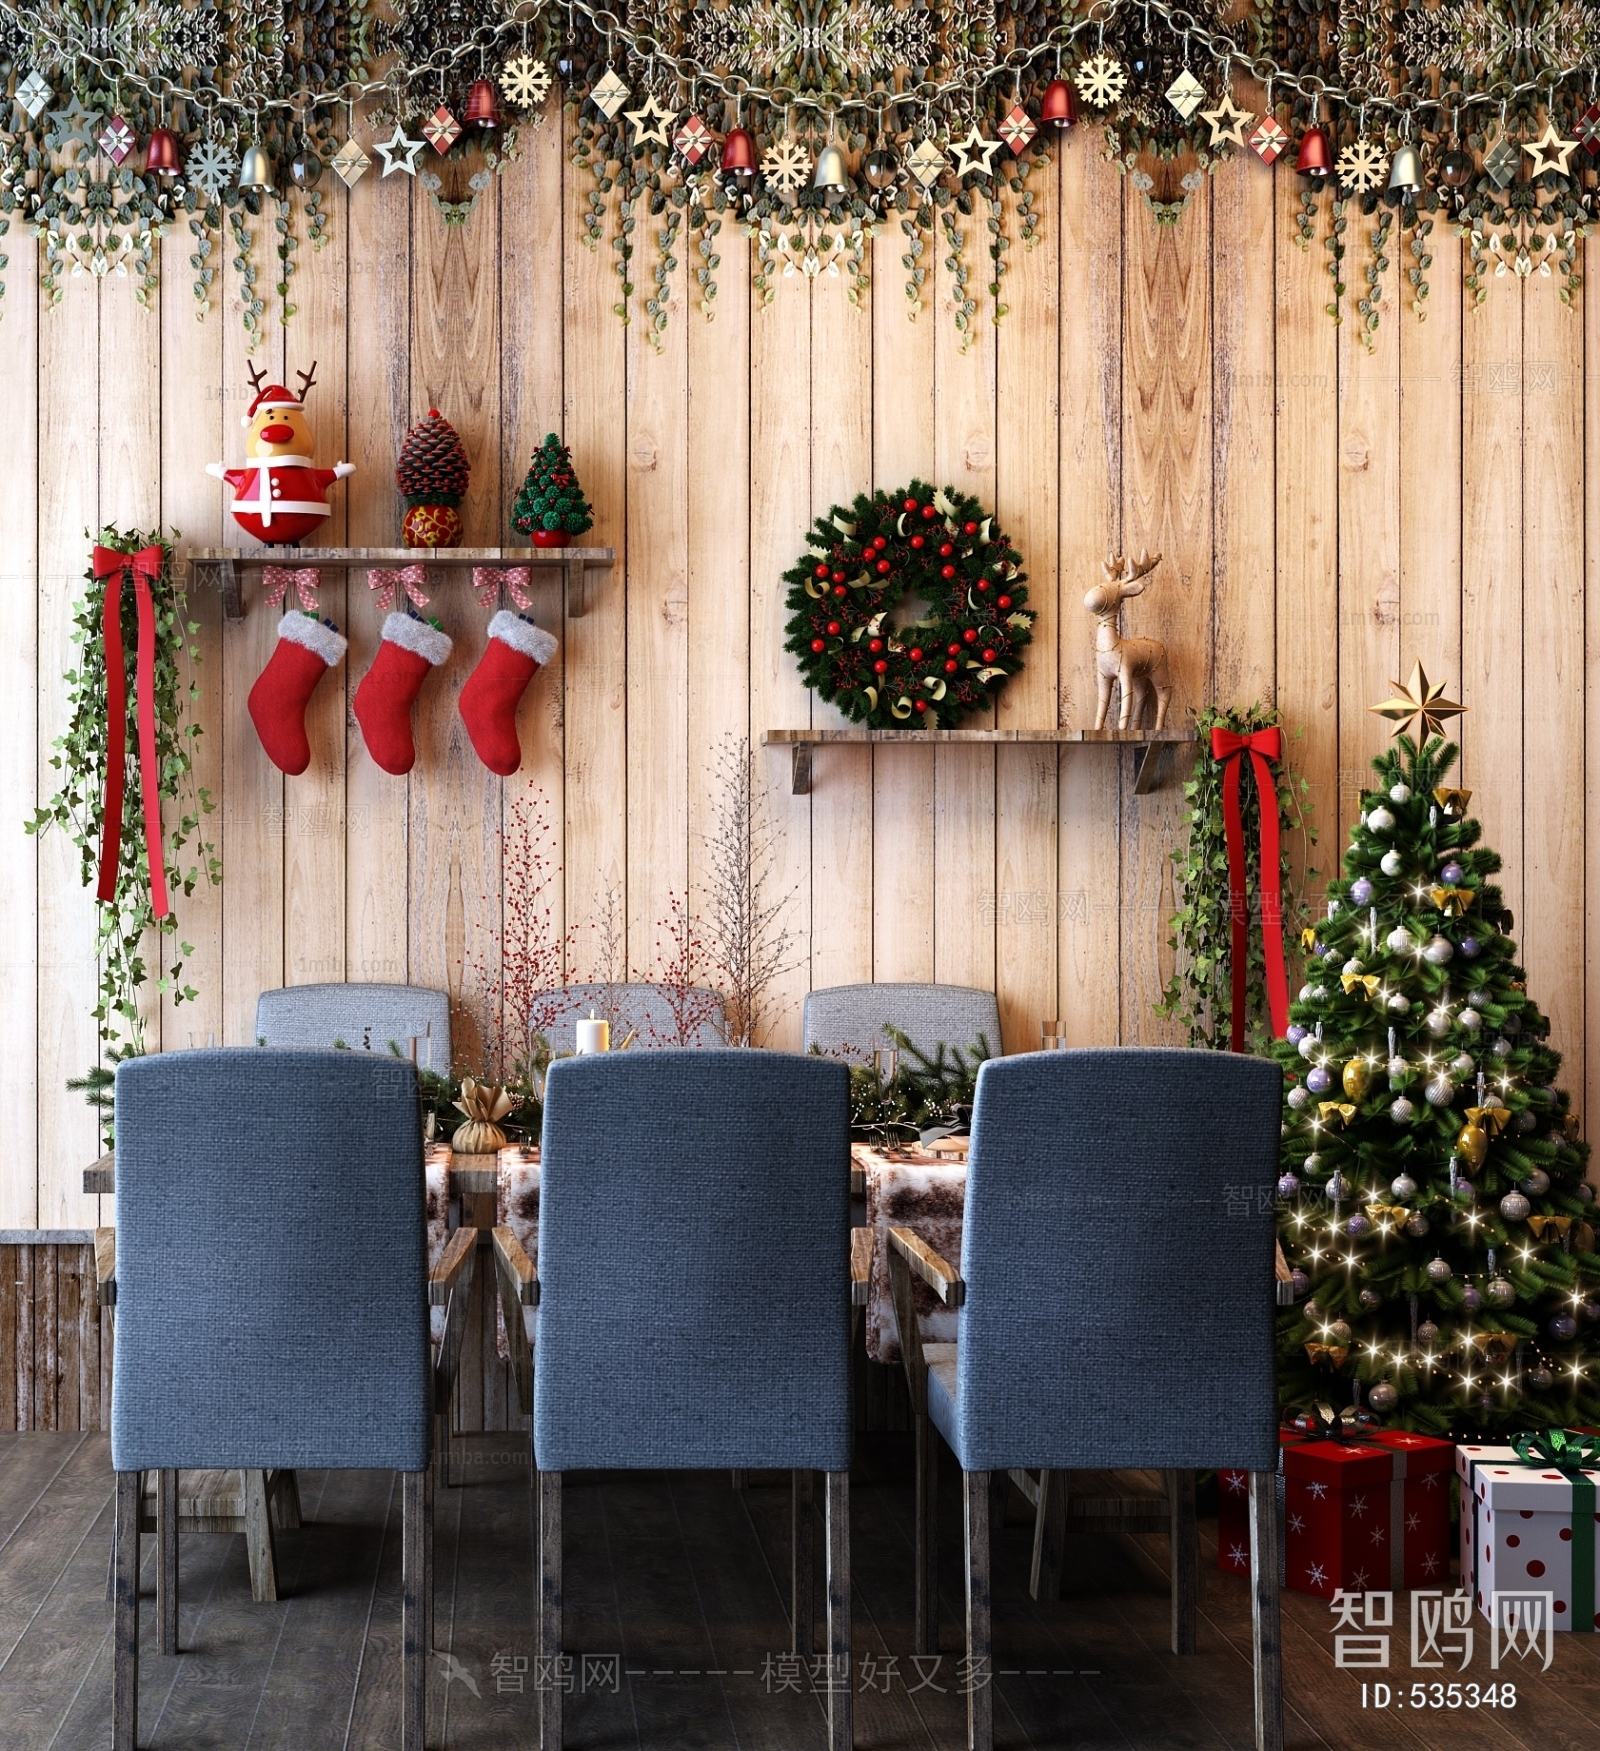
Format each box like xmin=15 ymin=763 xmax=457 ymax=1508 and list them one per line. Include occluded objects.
xmin=1524 ymin=121 xmax=1579 ymax=178
xmin=1199 ymin=91 xmax=1254 ymax=149
xmin=1368 ymin=662 xmax=1466 ymax=740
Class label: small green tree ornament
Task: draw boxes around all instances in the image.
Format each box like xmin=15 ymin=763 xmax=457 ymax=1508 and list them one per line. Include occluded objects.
xmin=512 ymin=434 xmax=594 ymax=546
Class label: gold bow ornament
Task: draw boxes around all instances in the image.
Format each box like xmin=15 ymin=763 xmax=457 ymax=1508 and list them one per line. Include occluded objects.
xmin=1365 ymin=1202 xmax=1412 ymax=1230
xmin=1433 ymin=787 xmax=1473 ymax=817
xmin=1305 ymin=1342 xmax=1349 ymax=1368
xmin=1526 ymin=1215 xmax=1573 ymax=1242
xmin=1341 ymin=972 xmax=1381 ymax=1001
xmin=1429 ymin=885 xmax=1476 ymax=917
xmin=1318 ymin=1102 xmax=1358 ymax=1129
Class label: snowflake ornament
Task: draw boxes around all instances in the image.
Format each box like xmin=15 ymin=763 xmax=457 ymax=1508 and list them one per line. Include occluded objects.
xmin=761 ymin=136 xmax=812 ymax=196
xmin=331 ymin=137 xmax=371 ymax=188
xmin=499 ymin=54 xmax=552 ymax=111
xmin=906 ymin=137 xmax=947 ymax=190
xmin=99 ymin=115 xmax=136 ymax=165
xmin=423 ymin=105 xmax=462 ymax=154
xmin=590 ymin=69 xmax=630 ymax=121
xmin=16 ymin=71 xmax=52 ymax=122
xmin=1073 ymin=54 xmax=1128 ymax=110
xmin=1249 ymin=115 xmax=1287 ymax=163
xmin=1165 ymin=69 xmax=1205 ymax=121
xmin=187 ymin=138 xmax=239 ymax=202
xmin=674 ymin=114 xmax=712 ymax=165
xmin=1336 ymin=137 xmax=1387 ymax=194
xmin=998 ymin=103 xmax=1037 ymax=156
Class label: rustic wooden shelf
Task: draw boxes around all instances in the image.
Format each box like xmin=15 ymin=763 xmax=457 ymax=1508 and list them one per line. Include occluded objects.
xmin=763 ymin=727 xmax=1195 ymax=795
xmin=186 ymin=545 xmax=615 ymax=622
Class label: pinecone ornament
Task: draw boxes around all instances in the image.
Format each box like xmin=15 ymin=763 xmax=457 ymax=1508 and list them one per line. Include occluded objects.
xmin=397 ymin=408 xmax=471 ymax=548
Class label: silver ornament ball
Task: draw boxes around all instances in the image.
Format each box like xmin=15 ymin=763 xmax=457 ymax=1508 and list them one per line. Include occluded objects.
xmin=1391 ymin=1173 xmax=1418 ymax=1199
xmin=1389 ymin=1097 xmax=1416 ymax=1123
xmin=1457 ymin=1008 xmax=1481 ymax=1031
xmin=1424 ymin=935 xmax=1455 ymax=965
xmin=1405 ymin=1211 xmax=1430 ymax=1237
xmin=1417 ymin=1320 xmax=1440 ymax=1344
xmin=1425 ymin=1076 xmax=1456 ymax=1107
xmin=1485 ymin=1277 xmax=1516 ymax=1307
xmin=1520 ymin=1169 xmax=1550 ymax=1196
xmin=1426 ymin=1256 xmax=1453 ymax=1283
xmin=1358 ymin=1288 xmax=1382 ymax=1311
xmin=1499 ymin=1191 xmax=1531 ymax=1221
xmin=1367 ymin=1380 xmax=1399 ymax=1413
xmin=1380 ymin=850 xmax=1404 ymax=876
xmin=1529 ymin=1365 xmax=1555 ymax=1391
xmin=1367 ymin=807 xmax=1395 ymax=832
xmin=1386 ymin=926 xmax=1415 ymax=953
xmin=1387 ymin=994 xmax=1411 ymax=1013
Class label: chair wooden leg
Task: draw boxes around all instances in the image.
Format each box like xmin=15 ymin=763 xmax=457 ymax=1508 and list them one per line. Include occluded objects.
xmin=402 ymin=1469 xmax=428 ymax=1751
xmin=538 ymin=1470 xmax=563 ymax=1751
xmin=1250 ymin=1471 xmax=1283 ymax=1751
xmin=424 ymin=1460 xmax=437 ymax=1657
xmin=1167 ymin=1468 xmax=1198 ymax=1655
xmin=243 ymin=1470 xmax=280 ymax=1603
xmin=1029 ymin=1469 xmax=1067 ymax=1602
xmin=114 ymin=1471 xmax=141 ymax=1751
xmin=791 ymin=1469 xmax=815 ymax=1656
xmin=156 ymin=1469 xmax=179 ymax=1656
xmin=271 ymin=1468 xmax=303 ymax=1531
xmin=963 ymin=1469 xmax=993 ymax=1751
xmin=914 ymin=1409 xmax=938 ymax=1656
xmin=825 ymin=1470 xmax=852 ymax=1751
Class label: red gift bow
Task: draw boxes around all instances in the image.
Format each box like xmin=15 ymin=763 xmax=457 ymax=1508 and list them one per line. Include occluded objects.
xmin=367 ymin=563 xmax=430 ymax=610
xmin=1209 ymin=724 xmax=1289 ymax=1050
xmin=92 ymin=545 xmax=170 ymax=921
xmin=472 ymin=565 xmax=533 ymax=610
xmin=262 ymin=564 xmax=321 ymax=610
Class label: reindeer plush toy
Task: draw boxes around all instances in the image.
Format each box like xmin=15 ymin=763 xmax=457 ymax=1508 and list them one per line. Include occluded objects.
xmin=1084 ymin=550 xmax=1172 ymax=732
xmin=206 ymin=360 xmax=354 ymax=546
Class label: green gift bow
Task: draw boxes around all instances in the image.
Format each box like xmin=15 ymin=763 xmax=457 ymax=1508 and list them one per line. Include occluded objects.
xmin=1511 ymin=1429 xmax=1600 ymax=1632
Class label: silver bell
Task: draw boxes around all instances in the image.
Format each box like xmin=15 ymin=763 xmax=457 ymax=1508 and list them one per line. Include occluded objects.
xmin=812 ymin=142 xmax=849 ymax=194
xmin=237 ymin=142 xmax=275 ymax=192
xmin=1387 ymin=141 xmax=1422 ymax=196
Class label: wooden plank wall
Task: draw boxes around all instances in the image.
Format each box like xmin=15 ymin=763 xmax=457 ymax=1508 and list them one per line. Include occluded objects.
xmin=2 ymin=139 xmax=1595 ymax=1234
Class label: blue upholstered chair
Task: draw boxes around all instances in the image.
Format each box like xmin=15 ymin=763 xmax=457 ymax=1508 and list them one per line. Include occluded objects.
xmin=524 ymin=1049 xmax=854 ymax=1751
xmin=802 ymin=982 xmax=1001 ymax=1061
xmin=109 ymin=1049 xmax=469 ymax=1751
xmin=254 ymin=982 xmax=451 ymax=1071
xmin=887 ymin=1048 xmax=1284 ymax=1751
xmin=529 ymin=981 xmax=728 ymax=1051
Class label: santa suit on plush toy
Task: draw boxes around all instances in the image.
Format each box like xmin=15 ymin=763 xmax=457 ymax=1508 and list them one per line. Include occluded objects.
xmin=206 ymin=363 xmax=353 ymax=546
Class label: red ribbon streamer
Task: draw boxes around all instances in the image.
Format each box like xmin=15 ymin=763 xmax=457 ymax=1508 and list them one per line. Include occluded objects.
xmin=93 ymin=545 xmax=170 ymax=921
xmin=1209 ymin=725 xmax=1289 ymax=1051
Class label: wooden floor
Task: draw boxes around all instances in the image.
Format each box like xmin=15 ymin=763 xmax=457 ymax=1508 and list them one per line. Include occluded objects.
xmin=3 ymin=1432 xmax=1600 ymax=1750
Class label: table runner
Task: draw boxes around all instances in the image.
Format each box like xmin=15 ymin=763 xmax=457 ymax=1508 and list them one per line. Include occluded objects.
xmin=857 ymin=1146 xmax=966 ymax=1365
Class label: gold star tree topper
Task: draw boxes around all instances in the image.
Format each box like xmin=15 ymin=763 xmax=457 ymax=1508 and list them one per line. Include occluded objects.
xmin=1368 ymin=662 xmax=1466 ymax=740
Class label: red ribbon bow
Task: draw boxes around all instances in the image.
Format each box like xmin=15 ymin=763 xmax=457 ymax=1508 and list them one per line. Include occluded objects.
xmin=262 ymin=564 xmax=321 ymax=610
xmin=93 ymin=545 xmax=169 ymax=921
xmin=367 ymin=564 xmax=430 ymax=611
xmin=1209 ymin=725 xmax=1289 ymax=1051
xmin=472 ymin=565 xmax=533 ymax=610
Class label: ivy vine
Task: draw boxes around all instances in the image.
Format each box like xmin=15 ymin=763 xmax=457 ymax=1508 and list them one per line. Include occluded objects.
xmin=25 ymin=530 xmax=221 ymax=1085
xmin=1155 ymin=702 xmax=1317 ymax=1054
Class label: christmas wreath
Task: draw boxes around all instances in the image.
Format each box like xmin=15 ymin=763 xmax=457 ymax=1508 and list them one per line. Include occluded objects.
xmin=782 ymin=481 xmax=1034 ymax=729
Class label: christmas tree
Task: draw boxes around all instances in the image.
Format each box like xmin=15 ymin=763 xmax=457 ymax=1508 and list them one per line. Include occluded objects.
xmin=512 ymin=434 xmax=593 ymax=540
xmin=1275 ymin=665 xmax=1598 ymax=1437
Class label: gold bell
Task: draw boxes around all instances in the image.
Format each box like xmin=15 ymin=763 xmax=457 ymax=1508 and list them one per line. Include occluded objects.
xmin=237 ymin=142 xmax=275 ymax=192
xmin=813 ymin=141 xmax=849 ymax=194
xmin=1387 ymin=141 xmax=1422 ymax=196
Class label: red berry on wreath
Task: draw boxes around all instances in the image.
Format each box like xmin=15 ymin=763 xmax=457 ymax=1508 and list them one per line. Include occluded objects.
xmin=939 ymin=542 xmax=954 ymax=557
xmin=872 ymin=535 xmax=888 ymax=550
xmin=997 ymin=595 xmax=1012 ymax=608
xmin=947 ymin=643 xmax=961 ymax=655
xmin=868 ymin=638 xmax=884 ymax=652
xmin=977 ymin=580 xmax=991 ymax=592
xmin=940 ymin=564 xmax=956 ymax=579
xmin=963 ymin=520 xmax=978 ymax=535
xmin=832 ymin=570 xmax=846 ymax=583
xmin=811 ymin=638 xmax=827 ymax=653
xmin=962 ymin=628 xmax=978 ymax=643
xmin=921 ymin=505 xmax=937 ymax=520
xmin=944 ymin=659 xmax=959 ymax=673
xmin=827 ymin=621 xmax=842 ymax=635
xmin=909 ymin=647 xmax=924 ymax=661
xmin=814 ymin=563 xmax=829 ymax=578
xmin=873 ymin=659 xmax=889 ymax=674
xmin=876 ymin=559 xmax=892 ymax=575
xmin=911 ymin=535 xmax=925 ymax=549
xmin=833 ymin=585 xmax=847 ymax=597
xmin=913 ymin=699 xmax=928 ymax=713
xmin=982 ymin=648 xmax=997 ymax=662
xmin=903 ymin=497 xmax=918 ymax=512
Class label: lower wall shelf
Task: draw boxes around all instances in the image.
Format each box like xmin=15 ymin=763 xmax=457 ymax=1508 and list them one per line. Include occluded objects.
xmin=763 ymin=727 xmax=1195 ymax=795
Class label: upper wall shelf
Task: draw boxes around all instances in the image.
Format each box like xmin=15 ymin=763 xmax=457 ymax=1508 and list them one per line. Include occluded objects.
xmin=763 ymin=727 xmax=1195 ymax=795
xmin=186 ymin=545 xmax=616 ymax=622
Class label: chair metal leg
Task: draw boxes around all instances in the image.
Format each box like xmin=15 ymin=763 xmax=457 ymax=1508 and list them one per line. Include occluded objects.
xmin=243 ymin=1470 xmax=280 ymax=1603
xmin=963 ymin=1469 xmax=993 ymax=1751
xmin=1166 ymin=1468 xmax=1198 ymax=1655
xmin=538 ymin=1470 xmax=563 ymax=1751
xmin=1250 ymin=1471 xmax=1283 ymax=1751
xmin=731 ymin=1469 xmax=748 ymax=1491
xmin=825 ymin=1470 xmax=852 ymax=1751
xmin=425 ymin=1460 xmax=437 ymax=1657
xmin=1029 ymin=1469 xmax=1067 ymax=1602
xmin=791 ymin=1469 xmax=815 ymax=1656
xmin=114 ymin=1471 xmax=141 ymax=1751
xmin=914 ymin=1409 xmax=938 ymax=1656
xmin=156 ymin=1469 xmax=179 ymax=1656
xmin=402 ymin=1469 xmax=428 ymax=1751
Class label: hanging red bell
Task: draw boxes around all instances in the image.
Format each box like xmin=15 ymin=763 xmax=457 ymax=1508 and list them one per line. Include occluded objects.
xmin=720 ymin=125 xmax=757 ymax=176
xmin=144 ymin=126 xmax=182 ymax=179
xmin=1295 ymin=124 xmax=1332 ymax=178
xmin=1040 ymin=78 xmax=1078 ymax=130
xmin=464 ymin=78 xmax=501 ymax=129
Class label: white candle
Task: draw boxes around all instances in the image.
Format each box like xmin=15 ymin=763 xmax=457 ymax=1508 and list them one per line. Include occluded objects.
xmin=575 ymin=1016 xmax=610 ymax=1054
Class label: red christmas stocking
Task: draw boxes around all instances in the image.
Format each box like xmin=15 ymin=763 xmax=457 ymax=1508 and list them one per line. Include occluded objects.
xmin=459 ymin=611 xmax=558 ymax=775
xmin=247 ymin=611 xmax=348 ymax=776
xmin=353 ymin=613 xmax=453 ymax=775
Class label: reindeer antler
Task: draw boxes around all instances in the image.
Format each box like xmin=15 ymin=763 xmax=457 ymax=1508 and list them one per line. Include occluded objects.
xmin=295 ymin=360 xmax=319 ymax=400
xmin=1125 ymin=548 xmax=1161 ymax=581
xmin=245 ymin=359 xmax=268 ymax=396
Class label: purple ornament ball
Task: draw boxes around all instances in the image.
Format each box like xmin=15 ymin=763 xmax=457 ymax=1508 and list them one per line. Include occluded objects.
xmin=1351 ymin=878 xmax=1375 ymax=906
xmin=1290 ymin=1269 xmax=1310 ymax=1297
xmin=1287 ymin=1024 xmax=1308 ymax=1046
xmin=1306 ymin=1067 xmax=1333 ymax=1094
xmin=1549 ymin=1314 xmax=1579 ymax=1341
xmin=1346 ymin=1213 xmax=1370 ymax=1236
xmin=1458 ymin=936 xmax=1481 ymax=959
xmin=1460 ymin=1285 xmax=1482 ymax=1312
xmin=1441 ymin=861 xmax=1465 ymax=884
xmin=1278 ymin=1173 xmax=1301 ymax=1198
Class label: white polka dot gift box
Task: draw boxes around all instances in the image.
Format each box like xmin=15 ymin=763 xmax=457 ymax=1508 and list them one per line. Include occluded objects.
xmin=1458 ymin=1432 xmax=1600 ymax=1632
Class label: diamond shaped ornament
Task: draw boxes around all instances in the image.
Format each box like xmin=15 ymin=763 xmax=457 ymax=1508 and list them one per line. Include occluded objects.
xmin=998 ymin=103 xmax=1037 ymax=156
xmin=674 ymin=114 xmax=711 ymax=165
xmin=99 ymin=115 xmax=135 ymax=165
xmin=16 ymin=71 xmax=52 ymax=122
xmin=591 ymin=69 xmax=630 ymax=121
xmin=331 ymin=137 xmax=371 ymax=188
xmin=1248 ymin=115 xmax=1287 ymax=163
xmin=1165 ymin=69 xmax=1206 ymax=121
xmin=423 ymin=104 xmax=462 ymax=154
xmin=907 ymin=137 xmax=947 ymax=190
xmin=1484 ymin=137 xmax=1519 ymax=187
xmin=1579 ymin=103 xmax=1600 ymax=154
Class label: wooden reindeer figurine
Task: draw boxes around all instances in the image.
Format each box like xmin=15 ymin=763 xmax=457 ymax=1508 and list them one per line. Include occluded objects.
xmin=1085 ymin=550 xmax=1173 ymax=732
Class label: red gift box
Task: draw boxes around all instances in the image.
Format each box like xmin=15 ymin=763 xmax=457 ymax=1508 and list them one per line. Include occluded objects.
xmin=1218 ymin=1429 xmax=1309 ymax=1575
xmin=1283 ymin=1429 xmax=1455 ymax=1598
